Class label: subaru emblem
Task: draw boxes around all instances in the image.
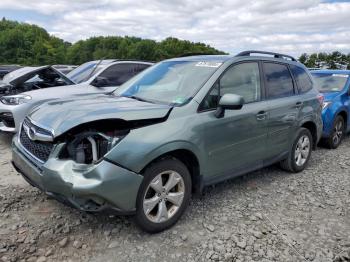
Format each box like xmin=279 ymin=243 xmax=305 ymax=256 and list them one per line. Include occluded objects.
xmin=28 ymin=126 xmax=36 ymax=140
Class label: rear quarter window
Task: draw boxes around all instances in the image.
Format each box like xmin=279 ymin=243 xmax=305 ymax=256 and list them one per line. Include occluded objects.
xmin=290 ymin=65 xmax=313 ymax=93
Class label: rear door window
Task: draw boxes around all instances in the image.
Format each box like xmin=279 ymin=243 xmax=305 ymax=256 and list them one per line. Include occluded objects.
xmin=290 ymin=65 xmax=313 ymax=93
xmin=98 ymin=63 xmax=149 ymax=86
xmin=263 ymin=62 xmax=295 ymax=99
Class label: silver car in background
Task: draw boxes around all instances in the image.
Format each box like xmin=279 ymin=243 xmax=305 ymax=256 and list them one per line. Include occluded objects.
xmin=0 ymin=60 xmax=153 ymax=132
xmin=0 ymin=65 xmax=22 ymax=80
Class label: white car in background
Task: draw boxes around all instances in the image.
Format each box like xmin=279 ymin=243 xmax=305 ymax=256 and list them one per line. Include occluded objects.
xmin=0 ymin=60 xmax=153 ymax=132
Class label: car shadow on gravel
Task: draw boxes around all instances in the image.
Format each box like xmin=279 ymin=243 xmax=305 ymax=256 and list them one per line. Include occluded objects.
xmin=0 ymin=132 xmax=13 ymax=146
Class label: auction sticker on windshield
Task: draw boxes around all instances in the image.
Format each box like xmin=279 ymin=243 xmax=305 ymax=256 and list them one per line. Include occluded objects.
xmin=195 ymin=62 xmax=222 ymax=68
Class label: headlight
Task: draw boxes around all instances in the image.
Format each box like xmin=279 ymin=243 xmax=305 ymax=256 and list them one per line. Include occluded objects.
xmin=322 ymin=101 xmax=332 ymax=110
xmin=61 ymin=131 xmax=128 ymax=164
xmin=0 ymin=95 xmax=31 ymax=105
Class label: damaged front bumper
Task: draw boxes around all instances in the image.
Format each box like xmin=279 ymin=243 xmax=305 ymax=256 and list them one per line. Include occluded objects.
xmin=12 ymin=136 xmax=143 ymax=215
xmin=0 ymin=112 xmax=15 ymax=132
xmin=0 ymin=103 xmax=33 ymax=133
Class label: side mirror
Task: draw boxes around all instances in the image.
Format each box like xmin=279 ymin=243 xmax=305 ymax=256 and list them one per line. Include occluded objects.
xmin=92 ymin=76 xmax=109 ymax=87
xmin=215 ymin=94 xmax=244 ymax=118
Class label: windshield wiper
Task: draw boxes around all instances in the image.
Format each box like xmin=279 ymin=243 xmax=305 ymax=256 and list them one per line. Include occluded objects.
xmin=124 ymin=95 xmax=155 ymax=104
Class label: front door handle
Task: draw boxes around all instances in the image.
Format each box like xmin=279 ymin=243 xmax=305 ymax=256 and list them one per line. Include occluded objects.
xmin=256 ymin=111 xmax=267 ymax=121
xmin=295 ymin=102 xmax=303 ymax=109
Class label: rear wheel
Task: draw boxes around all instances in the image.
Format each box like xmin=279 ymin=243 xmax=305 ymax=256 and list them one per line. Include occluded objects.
xmin=135 ymin=158 xmax=191 ymax=233
xmin=280 ymin=128 xmax=313 ymax=173
xmin=324 ymin=115 xmax=345 ymax=149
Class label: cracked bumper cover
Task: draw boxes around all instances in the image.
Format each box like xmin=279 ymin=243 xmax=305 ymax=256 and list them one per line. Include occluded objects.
xmin=12 ymin=137 xmax=143 ymax=214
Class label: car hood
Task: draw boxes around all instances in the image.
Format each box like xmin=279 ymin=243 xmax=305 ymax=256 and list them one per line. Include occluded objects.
xmin=22 ymin=83 xmax=90 ymax=101
xmin=2 ymin=65 xmax=75 ymax=86
xmin=28 ymin=95 xmax=172 ymax=137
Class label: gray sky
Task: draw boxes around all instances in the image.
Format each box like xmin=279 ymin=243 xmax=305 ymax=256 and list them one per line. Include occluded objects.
xmin=1 ymin=0 xmax=350 ymax=56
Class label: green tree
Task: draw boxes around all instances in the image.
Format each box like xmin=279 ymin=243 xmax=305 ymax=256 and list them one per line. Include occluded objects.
xmin=299 ymin=53 xmax=308 ymax=64
xmin=299 ymin=51 xmax=350 ymax=70
xmin=0 ymin=18 xmax=226 ymax=66
xmin=0 ymin=18 xmax=69 ymax=65
xmin=65 ymin=36 xmax=226 ymax=64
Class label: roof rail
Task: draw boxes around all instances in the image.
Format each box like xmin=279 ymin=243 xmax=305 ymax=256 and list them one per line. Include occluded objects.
xmin=178 ymin=52 xmax=217 ymax=57
xmin=126 ymin=60 xmax=155 ymax=63
xmin=236 ymin=50 xmax=297 ymax=61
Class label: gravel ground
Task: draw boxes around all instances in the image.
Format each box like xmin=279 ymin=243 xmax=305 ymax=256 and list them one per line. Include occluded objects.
xmin=0 ymin=132 xmax=349 ymax=262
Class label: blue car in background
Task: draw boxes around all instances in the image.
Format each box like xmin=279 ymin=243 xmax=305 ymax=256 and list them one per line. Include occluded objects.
xmin=311 ymin=70 xmax=350 ymax=148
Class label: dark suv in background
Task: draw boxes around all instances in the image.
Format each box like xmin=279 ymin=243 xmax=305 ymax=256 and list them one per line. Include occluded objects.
xmin=12 ymin=51 xmax=323 ymax=232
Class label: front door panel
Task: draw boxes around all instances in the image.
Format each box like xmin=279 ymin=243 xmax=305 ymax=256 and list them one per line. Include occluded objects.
xmin=203 ymin=101 xmax=268 ymax=182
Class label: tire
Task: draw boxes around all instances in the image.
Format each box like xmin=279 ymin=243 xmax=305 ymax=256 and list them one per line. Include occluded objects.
xmin=280 ymin=128 xmax=313 ymax=173
xmin=324 ymin=115 xmax=345 ymax=149
xmin=134 ymin=157 xmax=192 ymax=233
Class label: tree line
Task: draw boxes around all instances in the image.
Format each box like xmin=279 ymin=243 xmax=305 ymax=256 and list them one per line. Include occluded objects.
xmin=299 ymin=52 xmax=350 ymax=70
xmin=0 ymin=18 xmax=225 ymax=65
xmin=1 ymin=18 xmax=350 ymax=69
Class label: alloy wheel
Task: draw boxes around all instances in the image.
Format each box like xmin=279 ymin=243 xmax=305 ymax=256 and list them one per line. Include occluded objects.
xmin=295 ymin=135 xmax=310 ymax=167
xmin=143 ymin=171 xmax=185 ymax=223
xmin=332 ymin=120 xmax=344 ymax=146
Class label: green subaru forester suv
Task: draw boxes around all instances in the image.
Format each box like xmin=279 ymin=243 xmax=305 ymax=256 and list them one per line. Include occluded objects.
xmin=12 ymin=51 xmax=323 ymax=232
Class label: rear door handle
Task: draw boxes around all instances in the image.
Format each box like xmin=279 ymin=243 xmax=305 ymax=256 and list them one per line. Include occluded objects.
xmin=256 ymin=111 xmax=267 ymax=121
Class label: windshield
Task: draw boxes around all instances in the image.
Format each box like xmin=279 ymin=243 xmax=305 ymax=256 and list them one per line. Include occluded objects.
xmin=3 ymin=67 xmax=36 ymax=83
xmin=115 ymin=60 xmax=222 ymax=105
xmin=66 ymin=61 xmax=106 ymax=84
xmin=311 ymin=73 xmax=349 ymax=93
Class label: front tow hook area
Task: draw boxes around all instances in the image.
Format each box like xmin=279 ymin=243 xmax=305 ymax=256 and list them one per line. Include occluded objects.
xmin=11 ymin=160 xmax=43 ymax=190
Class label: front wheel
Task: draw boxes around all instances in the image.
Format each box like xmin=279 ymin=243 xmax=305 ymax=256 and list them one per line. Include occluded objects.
xmin=280 ymin=128 xmax=313 ymax=173
xmin=135 ymin=158 xmax=192 ymax=233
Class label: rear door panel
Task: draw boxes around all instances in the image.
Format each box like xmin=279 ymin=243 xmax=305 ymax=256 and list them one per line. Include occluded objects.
xmin=262 ymin=62 xmax=301 ymax=160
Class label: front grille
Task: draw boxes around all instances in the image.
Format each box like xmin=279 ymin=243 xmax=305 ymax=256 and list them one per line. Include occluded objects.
xmin=0 ymin=112 xmax=15 ymax=128
xmin=23 ymin=118 xmax=52 ymax=136
xmin=19 ymin=120 xmax=54 ymax=162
